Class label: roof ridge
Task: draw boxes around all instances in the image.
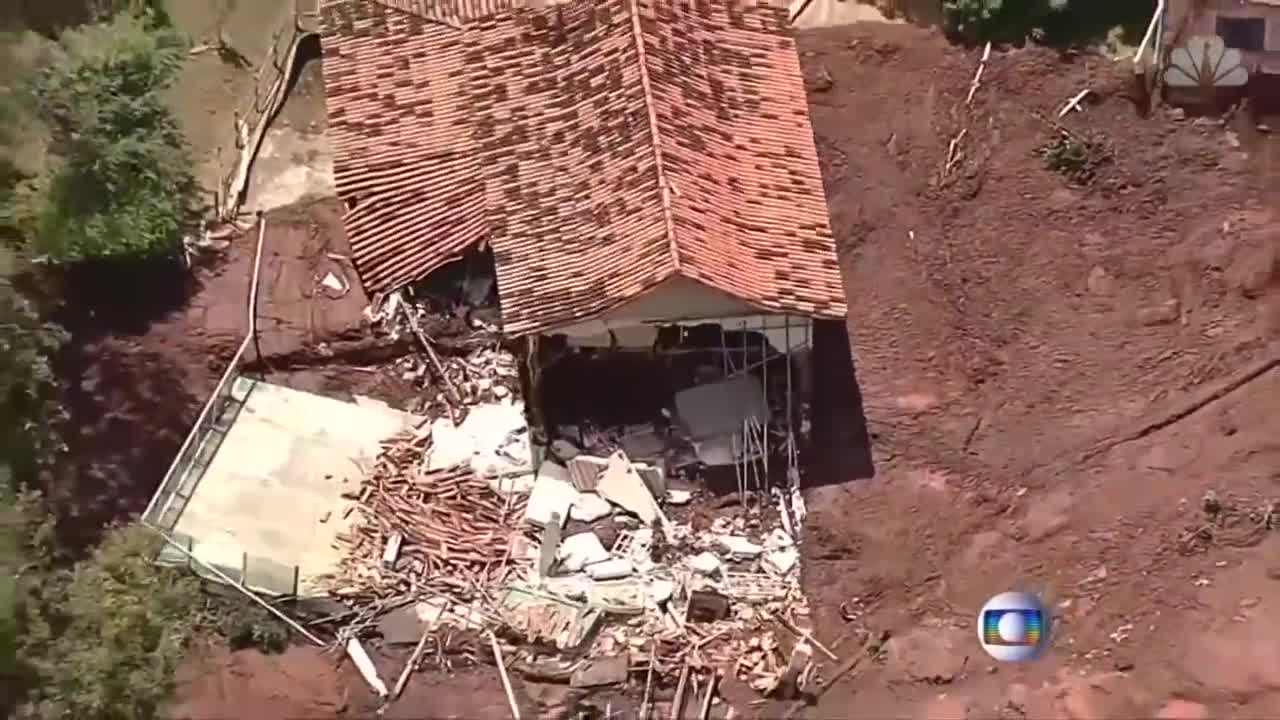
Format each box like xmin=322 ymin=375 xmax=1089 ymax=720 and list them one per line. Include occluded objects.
xmin=627 ymin=0 xmax=680 ymax=272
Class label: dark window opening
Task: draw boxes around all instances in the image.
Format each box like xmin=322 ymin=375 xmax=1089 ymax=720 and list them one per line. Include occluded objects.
xmin=1216 ymin=16 xmax=1266 ymax=52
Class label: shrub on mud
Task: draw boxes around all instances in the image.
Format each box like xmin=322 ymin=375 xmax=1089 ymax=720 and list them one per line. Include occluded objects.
xmin=9 ymin=9 xmax=194 ymax=263
xmin=1040 ymin=131 xmax=1113 ymax=185
xmin=2 ymin=509 xmax=204 ymax=720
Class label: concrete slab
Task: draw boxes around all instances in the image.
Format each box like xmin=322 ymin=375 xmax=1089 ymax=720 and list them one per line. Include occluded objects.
xmin=173 ymin=376 xmax=420 ymax=596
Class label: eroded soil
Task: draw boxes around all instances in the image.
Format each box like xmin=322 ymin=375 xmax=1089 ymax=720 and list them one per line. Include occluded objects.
xmin=169 ymin=19 xmax=1280 ymax=720
xmin=798 ymin=21 xmax=1280 ymax=719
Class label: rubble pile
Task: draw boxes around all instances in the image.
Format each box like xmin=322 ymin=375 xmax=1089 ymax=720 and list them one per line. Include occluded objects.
xmin=324 ymin=430 xmax=530 ymax=599
xmin=328 ymin=420 xmax=821 ymax=711
xmin=331 ymin=294 xmax=823 ymax=715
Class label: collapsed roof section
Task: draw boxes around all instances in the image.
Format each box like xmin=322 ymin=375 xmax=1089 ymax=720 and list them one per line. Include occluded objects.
xmin=320 ymin=0 xmax=847 ymax=336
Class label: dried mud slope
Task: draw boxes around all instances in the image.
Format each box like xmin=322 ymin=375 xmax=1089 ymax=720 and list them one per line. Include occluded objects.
xmin=795 ymin=22 xmax=1280 ymax=720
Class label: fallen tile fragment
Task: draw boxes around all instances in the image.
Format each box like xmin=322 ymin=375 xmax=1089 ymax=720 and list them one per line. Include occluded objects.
xmin=567 ymin=455 xmax=609 ymax=491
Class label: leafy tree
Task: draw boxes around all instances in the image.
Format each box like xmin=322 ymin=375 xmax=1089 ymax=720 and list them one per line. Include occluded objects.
xmin=943 ymin=0 xmax=1153 ymax=47
xmin=0 ymin=267 xmax=69 ymax=480
xmin=7 ymin=517 xmax=205 ymax=720
xmin=10 ymin=10 xmax=193 ymax=263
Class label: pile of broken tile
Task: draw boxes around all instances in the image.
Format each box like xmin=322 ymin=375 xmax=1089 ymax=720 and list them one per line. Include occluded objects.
xmin=321 ymin=308 xmax=820 ymax=708
xmin=326 ymin=406 xmax=820 ymax=710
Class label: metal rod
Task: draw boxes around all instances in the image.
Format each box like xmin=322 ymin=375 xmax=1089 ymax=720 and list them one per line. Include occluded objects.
xmin=147 ymin=525 xmax=324 ymax=646
xmin=249 ymin=213 xmax=267 ymax=374
xmin=784 ymin=316 xmax=795 ymax=483
xmin=761 ymin=324 xmax=769 ymax=478
xmin=741 ymin=326 xmax=754 ymax=495
xmin=145 ymin=334 xmax=251 ymax=524
xmin=1135 ymin=0 xmax=1166 ymax=68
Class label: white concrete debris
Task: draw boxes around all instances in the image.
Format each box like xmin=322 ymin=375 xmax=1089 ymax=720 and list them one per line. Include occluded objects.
xmin=586 ymin=558 xmax=634 ymax=580
xmin=765 ymin=529 xmax=794 ymax=551
xmin=569 ymin=492 xmax=614 ymax=523
xmin=558 ymin=532 xmax=612 ymax=573
xmin=647 ymin=578 xmax=676 ymax=606
xmin=320 ymin=271 xmax=346 ymax=292
xmin=429 ymin=400 xmax=532 ymax=476
xmin=665 ymin=489 xmax=693 ymax=505
xmin=524 ymin=469 xmax=581 ymax=528
xmin=686 ymin=551 xmax=723 ymax=576
xmin=486 ymin=472 xmax=537 ymax=497
xmin=718 ymin=535 xmax=764 ymax=558
xmin=596 ymin=451 xmax=665 ymax=526
xmin=763 ymin=548 xmax=799 ymax=576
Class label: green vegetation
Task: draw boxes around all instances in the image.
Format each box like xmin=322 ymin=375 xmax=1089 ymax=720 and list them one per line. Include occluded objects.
xmin=8 ymin=9 xmax=193 ymax=263
xmin=0 ymin=6 xmax=290 ymax=719
xmin=943 ymin=0 xmax=1155 ymax=48
xmin=4 ymin=516 xmax=205 ymax=719
xmin=1040 ymin=130 xmax=1113 ymax=185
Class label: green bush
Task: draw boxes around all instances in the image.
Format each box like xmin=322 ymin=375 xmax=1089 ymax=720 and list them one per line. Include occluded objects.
xmin=1040 ymin=131 xmax=1113 ymax=185
xmin=0 ymin=270 xmax=68 ymax=479
xmin=11 ymin=10 xmax=193 ymax=263
xmin=216 ymin=600 xmax=291 ymax=654
xmin=11 ymin=521 xmax=205 ymax=720
xmin=943 ymin=0 xmax=1153 ymax=47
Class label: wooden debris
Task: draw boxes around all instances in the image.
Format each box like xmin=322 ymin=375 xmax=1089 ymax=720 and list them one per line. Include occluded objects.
xmin=319 ymin=429 xmax=529 ymax=600
xmin=669 ymin=661 xmax=691 ymax=720
xmin=698 ymin=670 xmax=720 ymax=720
xmin=347 ymin=638 xmax=388 ymax=697
xmin=1058 ymin=88 xmax=1092 ymax=117
xmin=965 ymin=42 xmax=992 ymax=105
xmin=490 ymin=632 xmax=522 ymax=720
xmin=640 ymin=642 xmax=656 ymax=720
xmin=392 ymin=627 xmax=433 ymax=700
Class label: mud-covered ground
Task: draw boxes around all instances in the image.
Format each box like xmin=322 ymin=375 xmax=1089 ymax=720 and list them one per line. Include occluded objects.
xmin=797 ymin=22 xmax=1280 ymax=720
xmin=168 ymin=19 xmax=1280 ymax=720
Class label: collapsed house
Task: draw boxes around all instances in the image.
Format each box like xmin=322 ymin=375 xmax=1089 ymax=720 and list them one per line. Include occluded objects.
xmin=320 ymin=0 xmax=850 ymax=496
xmin=133 ymin=0 xmax=868 ymax=707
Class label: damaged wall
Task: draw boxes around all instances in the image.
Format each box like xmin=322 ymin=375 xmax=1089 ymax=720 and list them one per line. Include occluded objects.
xmin=551 ymin=276 xmax=763 ymax=341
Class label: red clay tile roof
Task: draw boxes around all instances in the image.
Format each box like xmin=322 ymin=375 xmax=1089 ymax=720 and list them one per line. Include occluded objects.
xmin=320 ymin=0 xmax=846 ymax=335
